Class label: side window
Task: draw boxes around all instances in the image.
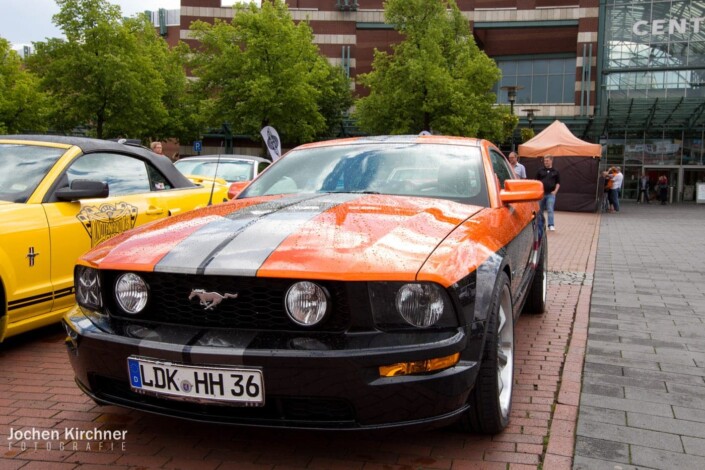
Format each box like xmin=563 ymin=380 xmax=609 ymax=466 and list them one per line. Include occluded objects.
xmin=257 ymin=161 xmax=270 ymax=175
xmin=66 ymin=153 xmax=151 ymax=196
xmin=146 ymin=164 xmax=172 ymax=191
xmin=489 ymin=149 xmax=513 ymax=189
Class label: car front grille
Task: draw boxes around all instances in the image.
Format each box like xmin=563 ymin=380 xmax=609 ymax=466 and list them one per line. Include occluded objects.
xmin=103 ymin=272 xmax=351 ymax=331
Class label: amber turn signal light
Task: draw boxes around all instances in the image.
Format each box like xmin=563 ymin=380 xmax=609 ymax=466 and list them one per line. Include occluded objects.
xmin=379 ymin=352 xmax=460 ymax=377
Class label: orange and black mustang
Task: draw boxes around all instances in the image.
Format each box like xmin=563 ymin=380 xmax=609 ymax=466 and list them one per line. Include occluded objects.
xmin=64 ymin=135 xmax=547 ymax=434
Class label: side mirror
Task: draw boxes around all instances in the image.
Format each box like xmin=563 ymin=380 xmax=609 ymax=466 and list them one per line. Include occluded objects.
xmin=228 ymin=181 xmax=250 ymax=199
xmin=499 ymin=179 xmax=544 ymax=204
xmin=55 ymin=180 xmax=109 ymax=201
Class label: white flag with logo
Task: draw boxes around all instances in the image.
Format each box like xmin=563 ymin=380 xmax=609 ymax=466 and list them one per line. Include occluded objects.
xmin=260 ymin=126 xmax=281 ymax=161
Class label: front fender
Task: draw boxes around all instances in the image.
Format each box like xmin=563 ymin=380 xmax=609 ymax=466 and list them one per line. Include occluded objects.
xmin=0 ymin=251 xmax=11 ymax=341
xmin=0 ymin=245 xmax=14 ymax=310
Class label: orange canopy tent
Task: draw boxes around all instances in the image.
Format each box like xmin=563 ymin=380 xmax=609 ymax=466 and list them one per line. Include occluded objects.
xmin=518 ymin=120 xmax=601 ymax=157
xmin=518 ymin=120 xmax=603 ymax=212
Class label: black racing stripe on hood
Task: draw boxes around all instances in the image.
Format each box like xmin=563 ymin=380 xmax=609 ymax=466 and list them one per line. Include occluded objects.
xmin=202 ymin=193 xmax=363 ymax=276
xmin=154 ymin=194 xmax=324 ymax=274
xmin=154 ymin=193 xmax=361 ymax=275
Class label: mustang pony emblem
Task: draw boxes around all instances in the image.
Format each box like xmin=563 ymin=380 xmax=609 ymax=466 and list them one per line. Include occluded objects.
xmin=189 ymin=289 xmax=238 ymax=310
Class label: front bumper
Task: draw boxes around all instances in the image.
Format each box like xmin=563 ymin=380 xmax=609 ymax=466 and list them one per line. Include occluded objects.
xmin=63 ymin=306 xmax=481 ymax=430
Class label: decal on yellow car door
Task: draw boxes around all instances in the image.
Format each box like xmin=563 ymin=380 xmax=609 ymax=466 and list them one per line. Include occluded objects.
xmin=77 ymin=202 xmax=139 ymax=247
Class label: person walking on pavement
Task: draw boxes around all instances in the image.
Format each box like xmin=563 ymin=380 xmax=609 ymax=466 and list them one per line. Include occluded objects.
xmin=637 ymin=174 xmax=650 ymax=204
xmin=657 ymin=174 xmax=669 ymax=204
xmin=508 ymin=151 xmax=526 ymax=179
xmin=608 ymin=166 xmax=623 ymax=212
xmin=536 ymin=155 xmax=560 ymax=231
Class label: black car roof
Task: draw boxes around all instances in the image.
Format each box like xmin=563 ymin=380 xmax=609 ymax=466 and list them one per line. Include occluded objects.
xmin=0 ymin=134 xmax=196 ymax=188
xmin=0 ymin=134 xmax=144 ymax=152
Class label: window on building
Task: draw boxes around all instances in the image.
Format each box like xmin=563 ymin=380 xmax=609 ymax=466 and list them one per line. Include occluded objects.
xmin=494 ymin=57 xmax=576 ymax=104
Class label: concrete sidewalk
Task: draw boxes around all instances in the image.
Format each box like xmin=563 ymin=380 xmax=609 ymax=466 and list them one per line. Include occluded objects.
xmin=574 ymin=203 xmax=705 ymax=470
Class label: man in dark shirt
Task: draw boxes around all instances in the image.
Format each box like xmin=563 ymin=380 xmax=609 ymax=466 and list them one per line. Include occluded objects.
xmin=535 ymin=156 xmax=560 ymax=231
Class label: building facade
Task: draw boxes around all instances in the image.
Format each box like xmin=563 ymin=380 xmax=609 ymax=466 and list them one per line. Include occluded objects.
xmin=151 ymin=0 xmax=705 ymax=202
xmin=598 ymin=0 xmax=705 ymax=202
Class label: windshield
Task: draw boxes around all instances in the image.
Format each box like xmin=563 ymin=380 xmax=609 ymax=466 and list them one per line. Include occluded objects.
xmin=175 ymin=159 xmax=255 ymax=182
xmin=240 ymin=143 xmax=489 ymax=206
xmin=0 ymin=144 xmax=66 ymax=203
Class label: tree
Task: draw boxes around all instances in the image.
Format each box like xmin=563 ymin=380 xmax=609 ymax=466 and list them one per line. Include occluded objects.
xmin=26 ymin=0 xmax=182 ymax=139
xmin=188 ymin=0 xmax=352 ymax=148
xmin=354 ymin=0 xmax=513 ymax=142
xmin=0 ymin=38 xmax=48 ymax=133
xmin=134 ymin=24 xmax=196 ymax=143
xmin=520 ymin=127 xmax=535 ymax=143
xmin=318 ymin=64 xmax=355 ymax=138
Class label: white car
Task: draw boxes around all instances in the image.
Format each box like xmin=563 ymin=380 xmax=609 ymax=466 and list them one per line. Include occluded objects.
xmin=175 ymin=155 xmax=270 ymax=183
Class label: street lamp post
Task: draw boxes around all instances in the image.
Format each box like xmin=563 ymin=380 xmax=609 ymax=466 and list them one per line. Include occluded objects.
xmin=522 ymin=108 xmax=540 ymax=130
xmin=500 ymin=85 xmax=524 ymax=151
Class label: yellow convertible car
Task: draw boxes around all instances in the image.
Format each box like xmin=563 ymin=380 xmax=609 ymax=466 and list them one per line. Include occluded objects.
xmin=0 ymin=135 xmax=230 ymax=342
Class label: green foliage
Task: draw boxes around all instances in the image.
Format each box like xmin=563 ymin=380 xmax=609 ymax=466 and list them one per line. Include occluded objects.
xmin=354 ymin=0 xmax=510 ymax=142
xmin=0 ymin=38 xmax=49 ymax=133
xmin=520 ymin=127 xmax=535 ymax=143
xmin=188 ymin=0 xmax=352 ymax=146
xmin=318 ymin=65 xmax=355 ymax=138
xmin=26 ymin=0 xmax=186 ymax=140
xmin=501 ymin=111 xmax=519 ymax=142
xmin=132 ymin=24 xmax=195 ymax=143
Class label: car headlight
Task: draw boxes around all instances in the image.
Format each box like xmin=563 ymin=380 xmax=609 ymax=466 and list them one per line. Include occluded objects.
xmin=75 ymin=265 xmax=102 ymax=311
xmin=285 ymin=281 xmax=329 ymax=326
xmin=115 ymin=273 xmax=149 ymax=314
xmin=396 ymin=284 xmax=445 ymax=327
xmin=370 ymin=282 xmax=457 ymax=329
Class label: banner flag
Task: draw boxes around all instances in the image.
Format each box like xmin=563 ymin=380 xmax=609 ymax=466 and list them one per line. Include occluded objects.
xmin=260 ymin=126 xmax=282 ymax=161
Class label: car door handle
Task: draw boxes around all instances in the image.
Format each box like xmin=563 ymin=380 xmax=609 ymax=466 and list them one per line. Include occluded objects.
xmin=145 ymin=206 xmax=165 ymax=216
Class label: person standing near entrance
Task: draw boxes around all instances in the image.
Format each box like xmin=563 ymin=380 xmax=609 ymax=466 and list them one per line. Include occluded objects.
xmin=536 ymin=155 xmax=560 ymax=231
xmin=600 ymin=170 xmax=612 ymax=212
xmin=508 ymin=152 xmax=526 ymax=179
xmin=657 ymin=175 xmax=669 ymax=204
xmin=608 ymin=166 xmax=623 ymax=212
xmin=637 ymin=174 xmax=650 ymax=204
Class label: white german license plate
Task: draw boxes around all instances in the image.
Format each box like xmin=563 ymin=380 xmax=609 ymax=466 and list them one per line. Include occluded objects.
xmin=127 ymin=357 xmax=264 ymax=406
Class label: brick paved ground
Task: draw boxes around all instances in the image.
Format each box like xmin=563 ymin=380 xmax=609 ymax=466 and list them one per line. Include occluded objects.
xmin=0 ymin=210 xmax=600 ymax=470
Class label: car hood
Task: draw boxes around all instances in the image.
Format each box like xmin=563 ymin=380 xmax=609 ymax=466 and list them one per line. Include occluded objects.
xmin=82 ymin=193 xmax=483 ymax=281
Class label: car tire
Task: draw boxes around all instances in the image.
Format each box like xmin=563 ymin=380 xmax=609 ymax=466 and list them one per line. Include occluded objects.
xmin=458 ymin=272 xmax=513 ymax=434
xmin=523 ymin=238 xmax=547 ymax=314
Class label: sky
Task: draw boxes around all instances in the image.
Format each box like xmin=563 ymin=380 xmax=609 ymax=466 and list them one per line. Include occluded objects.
xmin=1 ymin=0 xmax=181 ymax=48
